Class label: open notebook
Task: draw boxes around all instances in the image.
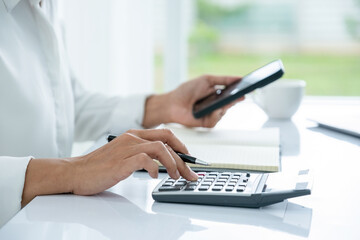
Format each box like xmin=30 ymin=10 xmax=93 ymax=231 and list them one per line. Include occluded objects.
xmin=158 ymin=125 xmax=281 ymax=172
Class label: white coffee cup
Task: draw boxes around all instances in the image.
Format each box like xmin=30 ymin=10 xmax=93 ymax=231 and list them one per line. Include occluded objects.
xmin=253 ymin=79 xmax=306 ymax=119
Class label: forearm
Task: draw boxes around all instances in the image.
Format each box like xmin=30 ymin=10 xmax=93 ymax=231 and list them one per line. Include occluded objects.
xmin=20 ymin=128 xmax=198 ymax=208
xmin=21 ymin=158 xmax=75 ymax=207
xmin=142 ymin=93 xmax=173 ymax=128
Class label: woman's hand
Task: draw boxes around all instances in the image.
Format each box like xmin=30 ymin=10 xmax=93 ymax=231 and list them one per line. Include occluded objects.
xmin=71 ymin=129 xmax=197 ymax=195
xmin=22 ymin=129 xmax=197 ymax=206
xmin=142 ymin=75 xmax=244 ymax=128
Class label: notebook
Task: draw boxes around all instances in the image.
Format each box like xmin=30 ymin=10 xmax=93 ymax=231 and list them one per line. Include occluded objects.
xmin=308 ymin=116 xmax=360 ymax=138
xmin=307 ymin=99 xmax=360 ymax=139
xmin=157 ymin=125 xmax=281 ymax=172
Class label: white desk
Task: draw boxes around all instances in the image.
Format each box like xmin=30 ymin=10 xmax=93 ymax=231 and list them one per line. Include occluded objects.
xmin=1 ymin=97 xmax=360 ymax=240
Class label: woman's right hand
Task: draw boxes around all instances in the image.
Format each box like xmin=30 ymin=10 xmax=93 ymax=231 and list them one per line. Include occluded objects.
xmin=22 ymin=129 xmax=198 ymax=206
xmin=71 ymin=128 xmax=198 ymax=195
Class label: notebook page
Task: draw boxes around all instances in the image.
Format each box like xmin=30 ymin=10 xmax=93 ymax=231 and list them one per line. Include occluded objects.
xmin=167 ymin=125 xmax=279 ymax=147
xmin=186 ymin=144 xmax=280 ymax=172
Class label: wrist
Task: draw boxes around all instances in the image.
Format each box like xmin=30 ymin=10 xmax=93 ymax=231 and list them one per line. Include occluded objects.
xmin=22 ymin=158 xmax=75 ymax=206
xmin=142 ymin=93 xmax=173 ymax=128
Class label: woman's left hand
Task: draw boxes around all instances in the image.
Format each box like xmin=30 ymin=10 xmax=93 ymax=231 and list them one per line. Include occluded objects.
xmin=142 ymin=75 xmax=244 ymax=128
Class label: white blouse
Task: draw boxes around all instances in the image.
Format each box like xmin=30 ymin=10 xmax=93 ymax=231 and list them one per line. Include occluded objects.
xmin=0 ymin=0 xmax=147 ymax=227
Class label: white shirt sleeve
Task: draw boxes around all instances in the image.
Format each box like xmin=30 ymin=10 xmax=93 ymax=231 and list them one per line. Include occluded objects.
xmin=0 ymin=156 xmax=31 ymax=227
xmin=71 ymin=77 xmax=149 ymax=142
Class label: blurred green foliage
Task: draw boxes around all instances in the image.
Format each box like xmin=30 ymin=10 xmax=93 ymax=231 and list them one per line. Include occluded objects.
xmin=155 ymin=53 xmax=360 ymax=96
xmin=189 ymin=0 xmax=250 ymax=55
xmin=188 ymin=53 xmax=360 ymax=96
xmin=196 ymin=0 xmax=250 ymax=23
xmin=189 ymin=21 xmax=219 ymax=56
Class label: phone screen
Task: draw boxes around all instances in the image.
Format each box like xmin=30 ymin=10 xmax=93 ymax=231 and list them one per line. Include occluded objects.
xmin=193 ymin=60 xmax=284 ymax=116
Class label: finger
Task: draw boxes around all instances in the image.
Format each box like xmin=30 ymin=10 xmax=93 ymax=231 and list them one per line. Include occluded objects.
xmin=205 ymin=75 xmax=242 ymax=87
xmin=122 ymin=153 xmax=159 ymax=179
xmin=166 ymin=145 xmax=198 ymax=181
xmin=106 ymin=132 xmax=148 ymax=159
xmin=135 ymin=141 xmax=180 ymax=179
xmin=109 ymin=132 xmax=147 ymax=146
xmin=126 ymin=129 xmax=189 ymax=154
xmin=201 ymin=108 xmax=224 ymax=128
xmin=199 ymin=75 xmax=242 ymax=100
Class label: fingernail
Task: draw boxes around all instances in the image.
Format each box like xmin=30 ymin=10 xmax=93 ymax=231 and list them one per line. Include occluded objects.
xmin=175 ymin=170 xmax=180 ymax=179
xmin=190 ymin=171 xmax=198 ymax=181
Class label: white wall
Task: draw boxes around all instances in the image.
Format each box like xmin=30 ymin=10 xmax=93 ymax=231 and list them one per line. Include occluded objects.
xmin=61 ymin=0 xmax=154 ymax=96
xmin=61 ymin=1 xmax=194 ymax=155
xmin=60 ymin=0 xmax=157 ymax=155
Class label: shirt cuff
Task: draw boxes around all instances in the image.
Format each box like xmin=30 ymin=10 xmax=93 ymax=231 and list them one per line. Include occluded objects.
xmin=0 ymin=156 xmax=32 ymax=227
xmin=109 ymin=94 xmax=149 ymax=135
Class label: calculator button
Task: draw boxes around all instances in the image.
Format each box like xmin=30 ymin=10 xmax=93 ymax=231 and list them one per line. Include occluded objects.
xmin=209 ymin=172 xmax=219 ymax=176
xmin=212 ymin=186 xmax=223 ymax=191
xmin=231 ymin=176 xmax=240 ymax=180
xmin=218 ymin=176 xmax=229 ymax=180
xmin=188 ymin=182 xmax=199 ymax=186
xmin=184 ymin=186 xmax=197 ymax=191
xmin=200 ymin=182 xmax=212 ymax=187
xmin=162 ymin=182 xmax=173 ymax=187
xmin=225 ymin=187 xmax=234 ymax=191
xmin=246 ymin=173 xmax=251 ymax=177
xmin=242 ymin=179 xmax=248 ymax=183
xmin=203 ymin=182 xmax=214 ymax=185
xmin=227 ymin=183 xmax=236 ymax=187
xmin=230 ymin=179 xmax=238 ymax=183
xmin=165 ymin=179 xmax=175 ymax=183
xmin=203 ymin=181 xmax=214 ymax=185
xmin=221 ymin=172 xmax=231 ymax=176
xmin=198 ymin=186 xmax=210 ymax=191
xmin=204 ymin=177 xmax=214 ymax=180
xmin=214 ymin=183 xmax=225 ymax=186
xmin=159 ymin=186 xmax=182 ymax=191
xmin=236 ymin=186 xmax=246 ymax=192
xmin=204 ymin=179 xmax=215 ymax=182
xmin=175 ymin=182 xmax=187 ymax=186
xmin=216 ymin=179 xmax=227 ymax=183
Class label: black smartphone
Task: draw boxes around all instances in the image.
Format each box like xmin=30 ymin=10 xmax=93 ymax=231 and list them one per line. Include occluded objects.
xmin=192 ymin=59 xmax=285 ymax=119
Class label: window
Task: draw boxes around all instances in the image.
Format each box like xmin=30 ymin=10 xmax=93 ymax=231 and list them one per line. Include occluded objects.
xmin=155 ymin=0 xmax=360 ymax=96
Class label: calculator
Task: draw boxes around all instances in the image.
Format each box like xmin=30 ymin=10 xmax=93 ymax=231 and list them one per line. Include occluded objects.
xmin=152 ymin=170 xmax=312 ymax=208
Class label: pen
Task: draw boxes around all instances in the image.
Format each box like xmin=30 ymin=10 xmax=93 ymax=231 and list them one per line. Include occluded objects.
xmin=107 ymin=135 xmax=210 ymax=166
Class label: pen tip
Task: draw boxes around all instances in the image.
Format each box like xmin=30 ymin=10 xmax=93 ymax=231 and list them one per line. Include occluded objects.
xmin=196 ymin=159 xmax=210 ymax=166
